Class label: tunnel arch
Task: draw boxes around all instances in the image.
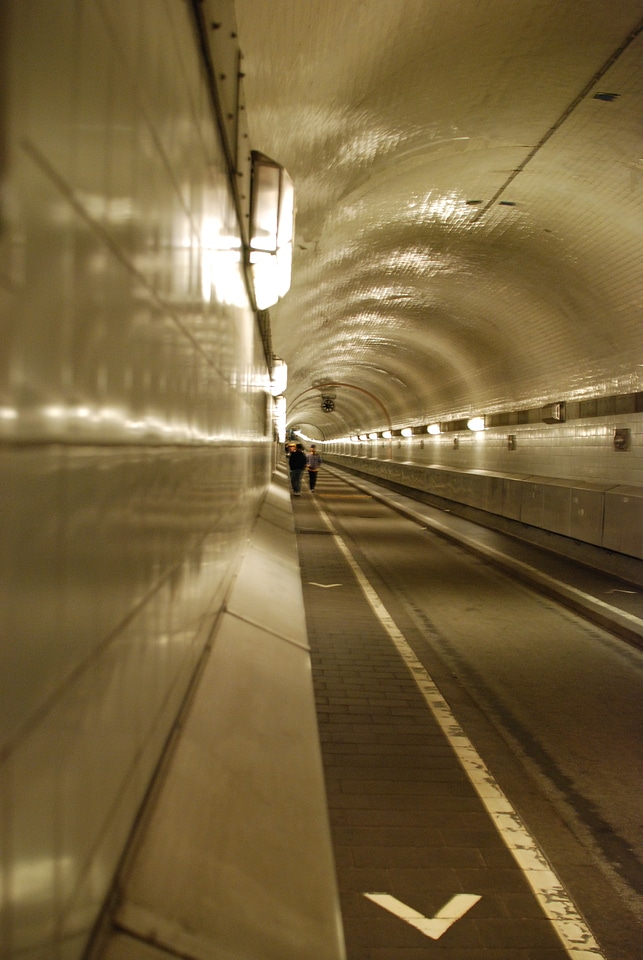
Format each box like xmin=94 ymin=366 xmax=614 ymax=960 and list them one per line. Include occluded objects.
xmin=238 ymin=2 xmax=643 ymax=438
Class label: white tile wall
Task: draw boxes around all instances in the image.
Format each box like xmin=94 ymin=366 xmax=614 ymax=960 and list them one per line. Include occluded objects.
xmin=336 ymin=412 xmax=643 ymax=487
xmin=0 ymin=2 xmax=270 ymax=957
xmin=326 ymin=413 xmax=643 ymax=557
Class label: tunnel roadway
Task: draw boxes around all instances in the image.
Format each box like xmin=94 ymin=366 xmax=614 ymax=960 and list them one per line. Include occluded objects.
xmin=292 ymin=467 xmax=643 ymax=960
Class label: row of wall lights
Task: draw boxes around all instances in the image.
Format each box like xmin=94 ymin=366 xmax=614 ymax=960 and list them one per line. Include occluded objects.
xmin=346 ymin=423 xmax=632 ymax=452
xmin=350 ymin=417 xmax=486 ymax=442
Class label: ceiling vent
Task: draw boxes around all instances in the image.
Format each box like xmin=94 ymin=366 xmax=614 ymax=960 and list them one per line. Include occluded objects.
xmin=541 ymin=402 xmax=566 ymax=424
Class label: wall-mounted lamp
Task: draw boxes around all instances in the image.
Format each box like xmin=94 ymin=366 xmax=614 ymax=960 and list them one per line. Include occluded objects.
xmin=382 ymin=430 xmax=392 ymax=439
xmin=368 ymin=432 xmax=378 ymax=440
xmin=401 ymin=427 xmax=413 ymax=437
xmin=273 ymin=395 xmax=287 ymax=443
xmin=248 ymin=151 xmax=295 ymax=309
xmin=467 ymin=416 xmax=485 ymax=431
xmin=358 ymin=434 xmax=368 ymax=441
xmin=270 ymin=357 xmax=287 ymax=397
xmin=426 ymin=423 xmax=441 ymax=435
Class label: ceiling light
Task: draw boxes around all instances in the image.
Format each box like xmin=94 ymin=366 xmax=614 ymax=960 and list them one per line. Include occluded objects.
xmin=273 ymin=396 xmax=286 ymax=443
xmin=249 ymin=151 xmax=295 ymax=309
xmin=382 ymin=430 xmax=392 ymax=439
xmin=368 ymin=432 xmax=378 ymax=440
xmin=426 ymin=423 xmax=440 ymax=435
xmin=270 ymin=357 xmax=287 ymax=396
xmin=467 ymin=417 xmax=485 ymax=431
xmin=401 ymin=427 xmax=413 ymax=437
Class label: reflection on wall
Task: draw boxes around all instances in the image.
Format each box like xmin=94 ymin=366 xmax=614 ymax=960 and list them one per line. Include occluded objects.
xmin=0 ymin=2 xmax=270 ymax=957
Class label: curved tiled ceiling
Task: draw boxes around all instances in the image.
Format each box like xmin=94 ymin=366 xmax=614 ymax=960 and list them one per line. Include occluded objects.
xmin=235 ymin=0 xmax=643 ymax=438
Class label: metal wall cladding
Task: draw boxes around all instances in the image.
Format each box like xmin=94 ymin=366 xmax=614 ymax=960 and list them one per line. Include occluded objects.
xmin=0 ymin=3 xmax=269 ymax=958
xmin=521 ymin=478 xmax=573 ymax=536
xmin=570 ymin=482 xmax=612 ymax=547
xmin=500 ymin=476 xmax=525 ymax=522
xmin=603 ymin=487 xmax=643 ymax=557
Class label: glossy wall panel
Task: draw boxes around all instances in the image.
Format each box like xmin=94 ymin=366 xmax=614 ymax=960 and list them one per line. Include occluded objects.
xmin=0 ymin=2 xmax=270 ymax=957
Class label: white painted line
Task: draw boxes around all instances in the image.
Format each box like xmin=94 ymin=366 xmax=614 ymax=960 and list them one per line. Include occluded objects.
xmin=364 ymin=893 xmax=481 ymax=940
xmin=313 ymin=500 xmax=607 ymax=960
xmin=308 ymin=581 xmax=343 ymax=588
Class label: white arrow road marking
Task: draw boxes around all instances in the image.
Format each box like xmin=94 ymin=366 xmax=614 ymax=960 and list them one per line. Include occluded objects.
xmin=308 ymin=581 xmax=343 ymax=588
xmin=364 ymin=893 xmax=481 ymax=940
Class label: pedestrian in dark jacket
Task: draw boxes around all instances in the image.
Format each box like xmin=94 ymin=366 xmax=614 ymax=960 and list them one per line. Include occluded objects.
xmin=289 ymin=443 xmax=307 ymax=495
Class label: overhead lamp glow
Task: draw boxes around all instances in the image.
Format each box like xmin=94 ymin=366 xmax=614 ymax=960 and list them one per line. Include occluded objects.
xmin=467 ymin=416 xmax=485 ymax=432
xmin=401 ymin=427 xmax=413 ymax=437
xmin=358 ymin=434 xmax=368 ymax=441
xmin=368 ymin=432 xmax=378 ymax=440
xmin=249 ymin=151 xmax=295 ymax=310
xmin=270 ymin=357 xmax=287 ymax=397
xmin=382 ymin=430 xmax=392 ymax=439
xmin=273 ymin=395 xmax=287 ymax=443
xmin=427 ymin=423 xmax=441 ymax=435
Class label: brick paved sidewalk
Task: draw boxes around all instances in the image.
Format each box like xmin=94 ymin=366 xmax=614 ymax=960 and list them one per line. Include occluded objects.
xmin=294 ymin=497 xmax=570 ymax=960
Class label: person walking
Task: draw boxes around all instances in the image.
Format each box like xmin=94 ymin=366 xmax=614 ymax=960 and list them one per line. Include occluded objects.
xmin=288 ymin=443 xmax=307 ymax=496
xmin=307 ymin=444 xmax=322 ymax=492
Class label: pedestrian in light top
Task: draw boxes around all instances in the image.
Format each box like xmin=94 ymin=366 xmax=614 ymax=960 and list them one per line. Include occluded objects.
xmin=307 ymin=444 xmax=322 ymax=492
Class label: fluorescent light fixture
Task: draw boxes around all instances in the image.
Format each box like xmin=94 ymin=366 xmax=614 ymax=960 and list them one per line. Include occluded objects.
xmin=270 ymin=357 xmax=288 ymax=397
xmin=401 ymin=427 xmax=413 ymax=437
xmin=382 ymin=430 xmax=392 ymax=439
xmin=467 ymin=416 xmax=485 ymax=431
xmin=358 ymin=434 xmax=368 ymax=441
xmin=295 ymin=430 xmax=323 ymax=444
xmin=350 ymin=435 xmax=360 ymax=442
xmin=427 ymin=423 xmax=441 ymax=435
xmin=273 ymin=395 xmax=286 ymax=442
xmin=249 ymin=152 xmax=295 ymax=309
xmin=368 ymin=432 xmax=378 ymax=440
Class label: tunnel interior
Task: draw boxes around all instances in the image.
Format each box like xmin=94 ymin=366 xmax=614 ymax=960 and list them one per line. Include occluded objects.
xmin=0 ymin=2 xmax=642 ymax=959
